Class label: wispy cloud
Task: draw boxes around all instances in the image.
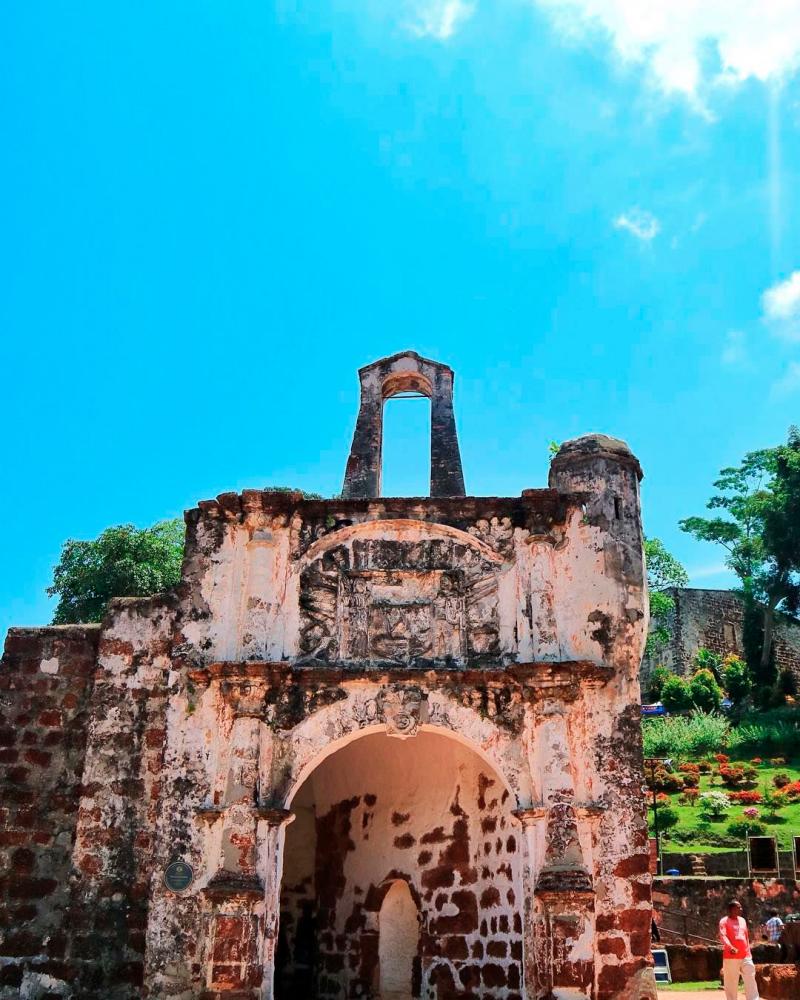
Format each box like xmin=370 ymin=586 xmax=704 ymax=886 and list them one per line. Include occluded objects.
xmin=407 ymin=0 xmax=474 ymax=40
xmin=535 ymin=1 xmax=800 ymax=106
xmin=721 ymin=330 xmax=747 ymax=366
xmin=687 ymin=562 xmax=730 ymax=582
xmin=613 ymin=208 xmax=660 ymax=241
xmin=771 ymin=360 xmax=800 ymax=398
xmin=762 ymin=270 xmax=800 ymax=341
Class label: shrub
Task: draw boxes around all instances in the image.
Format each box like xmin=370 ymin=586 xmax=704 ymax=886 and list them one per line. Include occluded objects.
xmin=655 ymin=806 xmax=679 ymax=832
xmin=773 ymin=772 xmax=791 ymax=789
xmin=642 ymin=713 xmax=731 ymax=759
xmin=729 ymin=790 xmax=762 ymax=804
xmin=751 ymin=757 xmax=763 ymax=764
xmin=647 ymin=665 xmax=673 ymax=703
xmin=697 ymin=760 xmax=713 ymax=774
xmin=690 ymin=668 xmax=723 ymax=713
xmin=783 ymin=781 xmax=800 ymax=802
xmin=680 ymin=788 xmax=700 ymax=806
xmin=723 ymin=654 xmax=753 ymax=709
xmin=695 ymin=648 xmax=723 ymax=680
xmin=714 ymin=753 xmax=730 ymax=764
xmin=764 ymin=790 xmax=786 ymax=816
xmin=728 ymin=818 xmax=767 ymax=838
xmin=662 ymin=675 xmax=693 ymax=714
xmin=699 ymin=791 xmax=731 ymax=821
xmin=770 ymin=757 xmax=787 ymax=766
xmin=656 ymin=792 xmax=670 ymax=804
xmin=682 ymin=772 xmax=700 ymax=788
xmin=719 ymin=765 xmax=746 ymax=789
xmin=742 ymin=807 xmax=760 ymax=820
xmin=679 ymin=762 xmax=700 ymax=774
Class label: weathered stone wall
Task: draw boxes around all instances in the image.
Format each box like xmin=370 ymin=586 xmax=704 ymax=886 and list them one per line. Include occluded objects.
xmin=642 ymin=588 xmax=800 ymax=688
xmin=0 ymin=625 xmax=99 ymax=999
xmin=652 ymin=876 xmax=800 ymax=944
xmin=0 ymin=355 xmax=656 ymax=1000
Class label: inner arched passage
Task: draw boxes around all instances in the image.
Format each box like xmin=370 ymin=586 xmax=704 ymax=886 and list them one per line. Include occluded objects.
xmin=275 ymin=730 xmax=524 ymax=1000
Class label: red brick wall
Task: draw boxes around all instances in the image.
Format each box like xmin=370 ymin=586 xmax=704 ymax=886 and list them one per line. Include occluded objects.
xmin=0 ymin=625 xmax=100 ymax=996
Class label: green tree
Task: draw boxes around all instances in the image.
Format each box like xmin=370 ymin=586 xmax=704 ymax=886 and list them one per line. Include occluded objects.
xmin=48 ymin=520 xmax=185 ymax=624
xmin=680 ymin=429 xmax=800 ymax=685
xmin=722 ymin=654 xmax=753 ymax=710
xmin=646 ymin=665 xmax=672 ymax=703
xmin=688 ymin=668 xmax=723 ymax=713
xmin=644 ymin=537 xmax=689 ymax=658
xmin=661 ymin=674 xmax=692 ymax=714
xmin=654 ymin=805 xmax=679 ymax=833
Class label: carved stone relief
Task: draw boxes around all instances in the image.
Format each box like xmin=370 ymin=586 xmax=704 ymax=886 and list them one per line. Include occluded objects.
xmin=352 ymin=685 xmax=425 ymax=738
xmin=298 ymin=536 xmax=504 ymax=665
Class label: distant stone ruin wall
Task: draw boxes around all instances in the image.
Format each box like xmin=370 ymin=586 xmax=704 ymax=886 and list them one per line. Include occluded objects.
xmin=0 ymin=625 xmax=100 ymax=997
xmin=641 ymin=588 xmax=800 ymax=689
xmin=652 ymin=875 xmax=800 ymax=944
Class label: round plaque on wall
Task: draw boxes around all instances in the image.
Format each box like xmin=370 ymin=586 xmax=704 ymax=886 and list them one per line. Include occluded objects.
xmin=163 ymin=860 xmax=194 ymax=893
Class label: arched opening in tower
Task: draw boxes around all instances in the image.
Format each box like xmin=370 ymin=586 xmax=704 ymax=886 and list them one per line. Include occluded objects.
xmin=380 ymin=393 xmax=431 ymax=497
xmin=275 ymin=730 xmax=523 ymax=999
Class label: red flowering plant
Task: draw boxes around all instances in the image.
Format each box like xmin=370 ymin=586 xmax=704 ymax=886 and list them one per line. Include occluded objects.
xmin=718 ymin=765 xmax=746 ymax=789
xmin=714 ymin=753 xmax=730 ymax=764
xmin=680 ymin=788 xmax=700 ymax=806
xmin=729 ymin=790 xmax=762 ymax=804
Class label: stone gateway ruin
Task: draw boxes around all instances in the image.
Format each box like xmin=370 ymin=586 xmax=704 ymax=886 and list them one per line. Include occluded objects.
xmin=0 ymin=352 xmax=657 ymax=1000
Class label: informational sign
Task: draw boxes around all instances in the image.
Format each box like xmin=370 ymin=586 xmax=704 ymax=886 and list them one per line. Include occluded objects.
xmin=164 ymin=860 xmax=194 ymax=893
xmin=747 ymin=836 xmax=779 ymax=876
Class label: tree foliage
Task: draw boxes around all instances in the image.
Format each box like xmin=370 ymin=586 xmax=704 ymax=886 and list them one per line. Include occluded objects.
xmin=47 ymin=487 xmax=324 ymax=625
xmin=644 ymin=537 xmax=689 ymax=658
xmin=688 ymin=668 xmax=723 ymax=713
xmin=48 ymin=520 xmax=185 ymax=624
xmin=680 ymin=428 xmax=800 ymax=681
xmin=723 ymin=654 xmax=753 ymax=710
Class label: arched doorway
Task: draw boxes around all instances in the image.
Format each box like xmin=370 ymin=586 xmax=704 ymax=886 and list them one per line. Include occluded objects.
xmin=378 ymin=880 xmax=419 ymax=999
xmin=275 ymin=729 xmax=523 ymax=999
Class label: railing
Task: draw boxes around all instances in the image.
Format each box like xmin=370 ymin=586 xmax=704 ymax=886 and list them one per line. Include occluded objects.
xmin=655 ymin=907 xmax=720 ymax=946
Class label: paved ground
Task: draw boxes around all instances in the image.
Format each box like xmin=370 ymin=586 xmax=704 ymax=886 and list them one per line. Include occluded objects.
xmin=657 ymin=991 xmax=725 ymax=999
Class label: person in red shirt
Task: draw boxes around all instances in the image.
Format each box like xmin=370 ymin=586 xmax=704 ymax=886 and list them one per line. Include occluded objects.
xmin=719 ymin=899 xmax=760 ymax=1000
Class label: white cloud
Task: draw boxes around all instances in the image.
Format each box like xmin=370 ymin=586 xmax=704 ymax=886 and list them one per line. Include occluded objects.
xmin=407 ymin=0 xmax=474 ymax=39
xmin=772 ymin=360 xmax=800 ymax=397
xmin=535 ymin=0 xmax=800 ymax=101
xmin=761 ymin=271 xmax=800 ymax=325
xmin=721 ymin=330 xmax=747 ymax=366
xmin=613 ymin=207 xmax=660 ymax=241
xmin=762 ymin=271 xmax=800 ymax=341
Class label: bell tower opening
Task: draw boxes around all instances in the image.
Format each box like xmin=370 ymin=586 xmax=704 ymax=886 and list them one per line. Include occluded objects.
xmin=380 ymin=393 xmax=431 ymax=497
xmin=341 ymin=351 xmax=466 ymax=499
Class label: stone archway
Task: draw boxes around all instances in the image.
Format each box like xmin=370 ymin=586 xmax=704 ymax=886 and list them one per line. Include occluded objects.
xmin=276 ymin=729 xmax=524 ymax=1000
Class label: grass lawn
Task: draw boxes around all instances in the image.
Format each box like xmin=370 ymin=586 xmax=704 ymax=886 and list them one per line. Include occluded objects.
xmin=660 ymin=982 xmax=722 ymax=992
xmin=650 ymin=757 xmax=800 ymax=852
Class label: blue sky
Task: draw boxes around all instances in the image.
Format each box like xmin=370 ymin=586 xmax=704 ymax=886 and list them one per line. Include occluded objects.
xmin=2 ymin=1 xmax=800 ymax=638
